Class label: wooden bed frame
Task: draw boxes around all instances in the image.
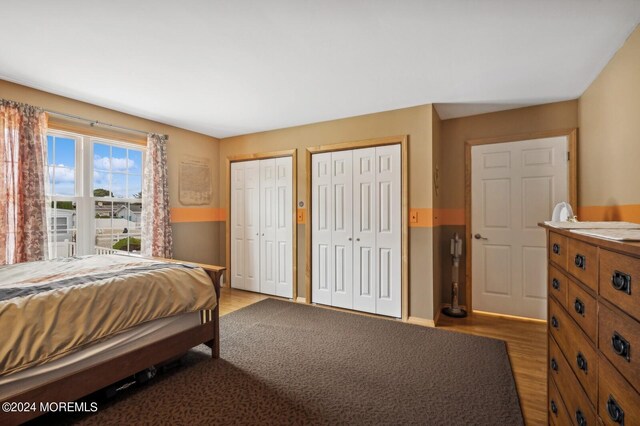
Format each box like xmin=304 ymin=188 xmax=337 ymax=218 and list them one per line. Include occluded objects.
xmin=0 ymin=261 xmax=224 ymax=426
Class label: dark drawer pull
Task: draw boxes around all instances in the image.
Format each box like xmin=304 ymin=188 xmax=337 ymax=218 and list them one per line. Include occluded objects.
xmin=550 ymin=399 xmax=558 ymax=415
xmin=607 ymin=395 xmax=624 ymax=424
xmin=550 ymin=358 xmax=558 ymax=372
xmin=552 ymin=278 xmax=560 ymax=290
xmin=551 ymin=316 xmax=559 ymax=329
xmin=611 ymin=332 xmax=630 ymax=361
xmin=612 ymin=270 xmax=631 ymax=295
xmin=552 ymin=243 xmax=560 ymax=254
xmin=576 ymin=352 xmax=588 ymax=373
xmin=574 ymin=298 xmax=585 ymax=316
xmin=575 ymin=410 xmax=587 ymax=426
xmin=574 ymin=254 xmax=586 ymax=270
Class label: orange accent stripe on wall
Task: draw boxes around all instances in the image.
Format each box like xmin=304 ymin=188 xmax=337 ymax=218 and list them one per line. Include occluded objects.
xmin=171 ymin=208 xmax=227 ymax=223
xmin=433 ymin=208 xmax=465 ymax=226
xmin=409 ymin=208 xmax=433 ymax=227
xmin=577 ymin=204 xmax=640 ymax=223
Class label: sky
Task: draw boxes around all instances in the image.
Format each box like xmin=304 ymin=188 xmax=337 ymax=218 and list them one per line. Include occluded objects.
xmin=47 ymin=136 xmax=142 ymax=198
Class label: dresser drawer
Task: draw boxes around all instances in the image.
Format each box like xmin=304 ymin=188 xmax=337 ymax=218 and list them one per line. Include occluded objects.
xmin=549 ymin=296 xmax=599 ymax=405
xmin=567 ymin=278 xmax=597 ymax=342
xmin=549 ymin=374 xmax=571 ymax=426
xmin=549 ymin=264 xmax=569 ymax=306
xmin=549 ymin=335 xmax=597 ymax=426
xmin=599 ymin=355 xmax=640 ymax=426
xmin=568 ymin=238 xmax=598 ymax=292
xmin=599 ymin=248 xmax=640 ymax=322
xmin=599 ymin=303 xmax=640 ymax=392
xmin=550 ymin=231 xmax=569 ymax=270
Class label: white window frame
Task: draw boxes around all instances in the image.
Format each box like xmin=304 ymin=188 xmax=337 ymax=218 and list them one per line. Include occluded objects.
xmin=45 ymin=129 xmax=146 ymax=257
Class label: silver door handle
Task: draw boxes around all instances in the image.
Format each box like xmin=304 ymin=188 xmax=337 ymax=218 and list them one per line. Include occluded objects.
xmin=348 ymin=237 xmax=352 ymax=241
xmin=256 ymin=233 xmax=259 ymax=236
xmin=474 ymin=234 xmax=488 ymax=240
xmin=356 ymin=238 xmax=360 ymax=242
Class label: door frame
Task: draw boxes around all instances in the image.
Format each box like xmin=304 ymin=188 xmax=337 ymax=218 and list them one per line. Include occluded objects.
xmin=225 ymin=149 xmax=298 ymax=300
xmin=464 ymin=128 xmax=578 ymax=315
xmin=306 ymin=135 xmax=409 ymax=320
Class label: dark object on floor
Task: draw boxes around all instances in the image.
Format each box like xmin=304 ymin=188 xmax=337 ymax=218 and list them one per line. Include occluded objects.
xmin=48 ymin=299 xmax=523 ymax=425
xmin=443 ymin=232 xmax=467 ymax=318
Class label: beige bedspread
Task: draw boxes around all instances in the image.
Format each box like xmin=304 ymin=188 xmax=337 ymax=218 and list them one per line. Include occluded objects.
xmin=0 ymin=255 xmax=216 ymax=377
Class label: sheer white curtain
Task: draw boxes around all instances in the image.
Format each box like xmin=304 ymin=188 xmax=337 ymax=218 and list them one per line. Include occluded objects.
xmin=141 ymin=133 xmax=173 ymax=258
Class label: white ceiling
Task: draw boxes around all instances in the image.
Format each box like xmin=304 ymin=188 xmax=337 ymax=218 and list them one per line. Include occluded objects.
xmin=1 ymin=1 xmax=639 ymax=138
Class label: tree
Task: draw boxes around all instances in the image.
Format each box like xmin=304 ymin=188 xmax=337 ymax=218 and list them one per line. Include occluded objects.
xmin=93 ymin=188 xmax=113 ymax=197
xmin=113 ymin=237 xmax=141 ymax=252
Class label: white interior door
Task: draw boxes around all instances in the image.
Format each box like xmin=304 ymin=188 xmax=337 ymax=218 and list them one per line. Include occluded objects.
xmin=353 ymin=148 xmax=377 ymax=313
xmin=259 ymin=159 xmax=277 ymax=295
xmin=312 ymin=153 xmax=332 ymax=306
xmin=274 ymin=157 xmax=293 ymax=298
xmin=330 ymin=150 xmax=353 ymax=309
xmin=471 ymin=136 xmax=568 ymax=319
xmin=230 ymin=162 xmax=245 ymax=289
xmin=243 ymin=160 xmax=261 ymax=293
xmin=374 ymin=145 xmax=402 ymax=318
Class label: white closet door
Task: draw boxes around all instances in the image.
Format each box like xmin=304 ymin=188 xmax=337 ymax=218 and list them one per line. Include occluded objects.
xmin=259 ymin=159 xmax=277 ymax=296
xmin=275 ymin=157 xmax=293 ymax=298
xmin=243 ymin=160 xmax=261 ymax=292
xmin=230 ymin=162 xmax=245 ymax=290
xmin=375 ymin=145 xmax=401 ymax=317
xmin=353 ymin=148 xmax=377 ymax=313
xmin=312 ymin=153 xmax=332 ymax=306
xmin=330 ymin=150 xmax=353 ymax=309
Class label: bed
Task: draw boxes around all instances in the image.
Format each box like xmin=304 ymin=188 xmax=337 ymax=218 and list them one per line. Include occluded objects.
xmin=0 ymin=255 xmax=223 ymax=425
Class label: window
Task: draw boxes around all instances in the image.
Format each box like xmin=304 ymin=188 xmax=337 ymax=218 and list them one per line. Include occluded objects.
xmin=45 ymin=130 xmax=145 ymax=258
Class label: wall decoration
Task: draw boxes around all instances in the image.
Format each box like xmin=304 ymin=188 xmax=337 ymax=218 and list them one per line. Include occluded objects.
xmin=179 ymin=157 xmax=212 ymax=205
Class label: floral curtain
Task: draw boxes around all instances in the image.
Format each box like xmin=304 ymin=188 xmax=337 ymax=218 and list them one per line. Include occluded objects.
xmin=0 ymin=99 xmax=49 ymax=265
xmin=141 ymin=133 xmax=173 ymax=258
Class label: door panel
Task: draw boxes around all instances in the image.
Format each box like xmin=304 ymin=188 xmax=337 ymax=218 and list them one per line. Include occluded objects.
xmin=330 ymin=150 xmax=353 ymax=309
xmin=312 ymin=153 xmax=332 ymax=306
xmin=472 ymin=136 xmax=568 ymax=319
xmin=275 ymin=157 xmax=293 ymax=298
xmin=353 ymin=148 xmax=376 ymax=313
xmin=374 ymin=145 xmax=401 ymax=318
xmin=230 ymin=162 xmax=245 ymax=289
xmin=259 ymin=159 xmax=277 ymax=295
xmin=243 ymin=160 xmax=261 ymax=292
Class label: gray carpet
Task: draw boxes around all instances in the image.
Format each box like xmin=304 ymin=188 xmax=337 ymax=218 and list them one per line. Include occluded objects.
xmin=45 ymin=299 xmax=523 ymax=425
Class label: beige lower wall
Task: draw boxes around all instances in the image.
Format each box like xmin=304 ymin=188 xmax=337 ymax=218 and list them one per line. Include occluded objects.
xmin=220 ymin=105 xmax=435 ymax=319
xmin=0 ymin=79 xmax=221 ymax=263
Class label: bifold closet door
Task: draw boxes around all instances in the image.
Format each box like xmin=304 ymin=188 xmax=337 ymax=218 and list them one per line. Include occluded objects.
xmin=259 ymin=159 xmax=277 ymax=295
xmin=353 ymin=148 xmax=377 ymax=313
xmin=330 ymin=150 xmax=353 ymax=309
xmin=231 ymin=157 xmax=293 ymax=298
xmin=242 ymin=160 xmax=261 ymax=292
xmin=374 ymin=144 xmax=401 ymax=318
xmin=230 ymin=163 xmax=245 ymax=289
xmin=311 ymin=144 xmax=401 ymax=318
xmin=311 ymin=153 xmax=332 ymax=306
xmin=274 ymin=157 xmax=293 ymax=298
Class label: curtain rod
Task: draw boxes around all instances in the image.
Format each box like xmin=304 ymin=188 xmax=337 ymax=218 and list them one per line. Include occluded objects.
xmin=44 ymin=109 xmax=160 ymax=138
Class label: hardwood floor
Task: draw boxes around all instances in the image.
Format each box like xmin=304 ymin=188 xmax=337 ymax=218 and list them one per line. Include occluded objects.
xmin=218 ymin=287 xmax=547 ymax=426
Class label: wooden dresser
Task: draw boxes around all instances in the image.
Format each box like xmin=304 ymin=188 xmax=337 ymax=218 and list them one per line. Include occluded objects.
xmin=542 ymin=224 xmax=640 ymax=425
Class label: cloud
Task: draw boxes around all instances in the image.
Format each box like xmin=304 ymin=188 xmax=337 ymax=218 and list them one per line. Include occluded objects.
xmin=94 ymin=155 xmax=135 ymax=171
xmin=51 ymin=166 xmax=75 ymax=183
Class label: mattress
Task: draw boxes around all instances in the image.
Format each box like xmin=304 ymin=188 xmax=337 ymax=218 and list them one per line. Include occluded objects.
xmin=0 ymin=311 xmax=201 ymax=400
xmin=0 ymin=255 xmax=216 ymax=376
